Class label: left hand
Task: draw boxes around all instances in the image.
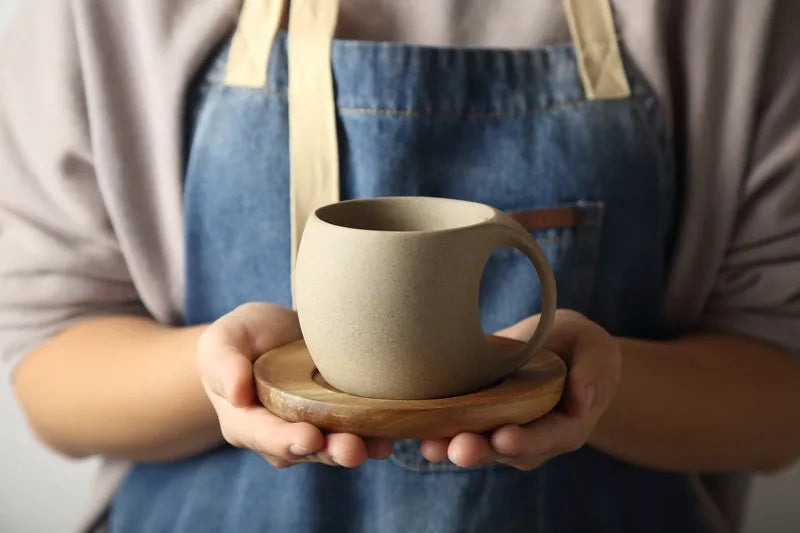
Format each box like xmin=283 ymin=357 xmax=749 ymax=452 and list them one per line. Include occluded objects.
xmin=419 ymin=310 xmax=621 ymax=470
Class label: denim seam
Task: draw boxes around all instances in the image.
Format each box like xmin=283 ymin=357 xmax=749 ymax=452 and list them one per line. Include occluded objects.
xmin=203 ymin=81 xmax=648 ymax=118
xmin=336 ymin=100 xmax=586 ymax=119
xmin=336 ymin=97 xmax=646 ymax=118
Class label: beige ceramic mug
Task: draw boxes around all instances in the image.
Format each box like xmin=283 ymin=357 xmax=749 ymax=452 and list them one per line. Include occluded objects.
xmin=295 ymin=196 xmax=557 ymax=400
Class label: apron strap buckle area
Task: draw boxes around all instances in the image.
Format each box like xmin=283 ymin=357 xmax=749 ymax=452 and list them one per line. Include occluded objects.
xmin=563 ymin=0 xmax=631 ymax=100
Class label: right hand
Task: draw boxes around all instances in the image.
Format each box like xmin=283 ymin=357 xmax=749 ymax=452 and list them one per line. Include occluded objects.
xmin=197 ymin=302 xmax=393 ymax=468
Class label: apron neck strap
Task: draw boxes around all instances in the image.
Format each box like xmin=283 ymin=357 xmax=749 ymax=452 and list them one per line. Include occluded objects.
xmin=286 ymin=0 xmax=341 ymax=304
xmin=562 ymin=0 xmax=631 ymax=100
xmin=225 ymin=0 xmax=340 ymax=306
xmin=225 ymin=0 xmax=286 ymax=88
xmin=223 ymin=0 xmax=628 ymax=305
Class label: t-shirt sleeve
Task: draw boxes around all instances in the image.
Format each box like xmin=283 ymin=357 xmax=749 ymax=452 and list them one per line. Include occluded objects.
xmin=699 ymin=1 xmax=800 ymax=354
xmin=0 ymin=1 xmax=148 ymax=379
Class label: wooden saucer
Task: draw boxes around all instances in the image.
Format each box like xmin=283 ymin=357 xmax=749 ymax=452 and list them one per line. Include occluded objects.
xmin=254 ymin=336 xmax=566 ymax=440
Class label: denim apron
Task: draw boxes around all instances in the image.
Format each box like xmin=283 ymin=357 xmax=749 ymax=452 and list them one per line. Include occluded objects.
xmin=110 ymin=0 xmax=717 ymax=531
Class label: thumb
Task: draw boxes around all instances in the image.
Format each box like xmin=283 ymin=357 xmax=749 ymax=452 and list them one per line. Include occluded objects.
xmin=494 ymin=314 xmax=541 ymax=342
xmin=214 ymin=302 xmax=302 ymax=361
xmin=198 ymin=303 xmax=302 ymax=407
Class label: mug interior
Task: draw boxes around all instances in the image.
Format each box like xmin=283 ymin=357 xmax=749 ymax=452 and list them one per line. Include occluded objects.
xmin=315 ymin=197 xmax=494 ymax=232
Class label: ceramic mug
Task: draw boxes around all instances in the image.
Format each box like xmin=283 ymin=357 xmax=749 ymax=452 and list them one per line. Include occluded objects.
xmin=295 ymin=196 xmax=557 ymax=400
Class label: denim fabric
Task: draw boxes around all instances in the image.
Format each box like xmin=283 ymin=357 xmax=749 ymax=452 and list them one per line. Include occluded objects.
xmin=110 ymin=34 xmax=710 ymax=532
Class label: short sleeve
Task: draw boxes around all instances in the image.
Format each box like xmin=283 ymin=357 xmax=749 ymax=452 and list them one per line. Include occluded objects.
xmin=0 ymin=1 xmax=147 ymax=379
xmin=699 ymin=1 xmax=800 ymax=354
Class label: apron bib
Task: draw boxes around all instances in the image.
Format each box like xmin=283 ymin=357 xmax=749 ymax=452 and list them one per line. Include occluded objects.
xmin=110 ymin=1 xmax=713 ymax=531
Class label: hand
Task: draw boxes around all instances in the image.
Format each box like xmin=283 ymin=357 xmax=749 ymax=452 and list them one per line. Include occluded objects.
xmin=197 ymin=302 xmax=393 ymax=468
xmin=419 ymin=310 xmax=621 ymax=470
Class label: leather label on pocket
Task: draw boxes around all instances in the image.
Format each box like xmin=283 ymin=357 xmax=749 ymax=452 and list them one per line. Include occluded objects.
xmin=509 ymin=205 xmax=586 ymax=231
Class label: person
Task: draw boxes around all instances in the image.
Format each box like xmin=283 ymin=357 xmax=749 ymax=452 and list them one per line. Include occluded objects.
xmin=1 ymin=0 xmax=799 ymax=532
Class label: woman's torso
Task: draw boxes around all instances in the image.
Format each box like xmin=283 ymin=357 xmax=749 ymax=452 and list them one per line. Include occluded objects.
xmin=106 ymin=6 xmax=722 ymax=526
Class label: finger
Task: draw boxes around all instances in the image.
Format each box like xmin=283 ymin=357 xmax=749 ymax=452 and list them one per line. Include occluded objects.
xmin=197 ymin=337 xmax=255 ymax=406
xmin=198 ymin=303 xmax=301 ymax=407
xmin=419 ymin=439 xmax=450 ymax=463
xmin=543 ymin=310 xmax=614 ymax=369
xmin=214 ymin=302 xmax=302 ymax=359
xmin=494 ymin=309 xmax=592 ymax=364
xmin=204 ymin=346 xmax=260 ymax=408
xmin=448 ymin=433 xmax=497 ymax=468
xmin=262 ymin=455 xmax=294 ymax=469
xmin=489 ymin=425 xmax=551 ymax=471
xmin=324 ymin=433 xmax=369 ymax=467
xmin=563 ymin=371 xmax=596 ymax=418
xmin=491 ymin=413 xmax=588 ymax=461
xmin=495 ymin=453 xmax=548 ymax=471
xmin=262 ymin=452 xmax=324 ymax=468
xmin=364 ymin=438 xmax=394 ymax=460
xmin=494 ymin=314 xmax=540 ymax=343
xmin=488 ymin=424 xmax=526 ymax=457
xmin=498 ymin=310 xmax=618 ymax=416
xmin=310 ymin=450 xmax=337 ymax=467
xmin=212 ymin=395 xmax=325 ymax=459
xmin=548 ymin=314 xmax=619 ymax=417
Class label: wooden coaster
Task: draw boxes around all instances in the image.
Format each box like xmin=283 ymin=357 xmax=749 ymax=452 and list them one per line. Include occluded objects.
xmin=254 ymin=335 xmax=566 ymax=440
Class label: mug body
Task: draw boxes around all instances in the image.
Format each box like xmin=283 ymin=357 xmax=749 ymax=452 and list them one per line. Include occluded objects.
xmin=295 ymin=197 xmax=498 ymax=399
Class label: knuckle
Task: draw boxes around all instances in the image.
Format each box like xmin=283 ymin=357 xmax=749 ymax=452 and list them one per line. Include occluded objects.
xmin=196 ymin=323 xmax=214 ymax=347
xmin=218 ymin=423 xmax=241 ymax=448
xmin=561 ymin=431 xmax=589 ymax=454
xmin=247 ymin=432 xmax=270 ymax=457
xmin=512 ymin=459 xmax=540 ymax=472
xmin=557 ymin=309 xmax=584 ymax=320
xmin=235 ymin=301 xmax=264 ymax=315
xmin=265 ymin=456 xmax=291 ymax=469
xmin=198 ymin=318 xmax=227 ymax=348
xmin=252 ymin=420 xmax=298 ymax=460
xmin=195 ymin=333 xmax=215 ymax=368
xmin=555 ymin=309 xmax=588 ymax=326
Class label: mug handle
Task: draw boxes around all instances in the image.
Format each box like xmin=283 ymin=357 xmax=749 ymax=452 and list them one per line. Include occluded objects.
xmin=480 ymin=210 xmax=557 ymax=372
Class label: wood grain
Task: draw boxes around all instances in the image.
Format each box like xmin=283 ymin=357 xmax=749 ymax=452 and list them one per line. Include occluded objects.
xmin=254 ymin=335 xmax=567 ymax=439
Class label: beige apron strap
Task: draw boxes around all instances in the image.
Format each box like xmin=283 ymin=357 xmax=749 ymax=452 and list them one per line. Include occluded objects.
xmin=225 ymin=0 xmax=340 ymax=303
xmin=562 ymin=0 xmax=631 ymax=100
xmin=287 ymin=0 xmax=341 ymax=302
xmin=225 ymin=0 xmax=285 ymax=88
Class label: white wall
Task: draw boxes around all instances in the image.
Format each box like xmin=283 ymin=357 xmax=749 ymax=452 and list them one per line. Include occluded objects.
xmin=0 ymin=384 xmax=99 ymax=532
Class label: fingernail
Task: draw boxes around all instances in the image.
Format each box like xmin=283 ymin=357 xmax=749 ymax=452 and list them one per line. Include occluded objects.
xmin=585 ymin=384 xmax=596 ymax=411
xmin=290 ymin=444 xmax=312 ymax=457
xmin=317 ymin=452 xmax=337 ymax=466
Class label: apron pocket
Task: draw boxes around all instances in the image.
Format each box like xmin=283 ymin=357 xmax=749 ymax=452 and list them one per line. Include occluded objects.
xmin=479 ymin=200 xmax=605 ymax=333
xmin=517 ymin=200 xmax=604 ymax=313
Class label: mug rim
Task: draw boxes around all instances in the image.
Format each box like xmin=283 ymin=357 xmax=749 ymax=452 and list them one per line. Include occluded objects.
xmin=312 ymin=196 xmax=496 ymax=235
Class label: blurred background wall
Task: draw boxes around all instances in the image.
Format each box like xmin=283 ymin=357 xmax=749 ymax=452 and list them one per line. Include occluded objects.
xmin=0 ymin=0 xmax=797 ymax=531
